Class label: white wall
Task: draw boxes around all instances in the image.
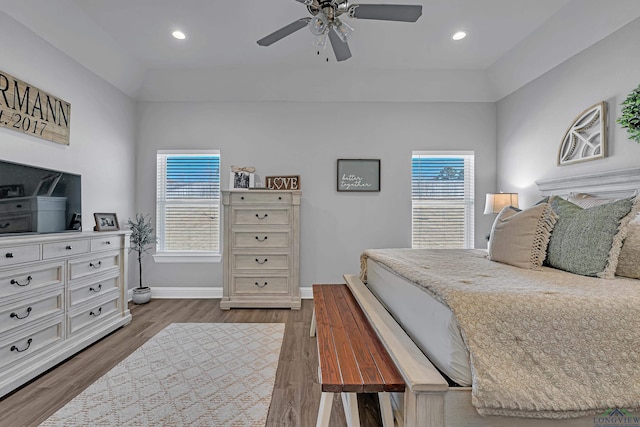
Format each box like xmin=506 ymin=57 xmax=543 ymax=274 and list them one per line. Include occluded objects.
xmin=496 ymin=18 xmax=640 ymax=207
xmin=0 ymin=13 xmax=137 ymax=256
xmin=136 ymin=101 xmax=497 ymax=289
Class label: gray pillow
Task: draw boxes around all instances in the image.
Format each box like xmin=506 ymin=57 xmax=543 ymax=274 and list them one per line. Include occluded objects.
xmin=616 ymin=216 xmax=640 ymax=279
xmin=547 ymin=197 xmax=637 ymax=278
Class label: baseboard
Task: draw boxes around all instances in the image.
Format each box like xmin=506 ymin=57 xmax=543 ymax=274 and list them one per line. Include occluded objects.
xmin=127 ymin=286 xmax=314 ymax=300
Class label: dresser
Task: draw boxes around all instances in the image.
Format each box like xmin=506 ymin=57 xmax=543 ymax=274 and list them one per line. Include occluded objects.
xmin=0 ymin=230 xmax=131 ymax=397
xmin=221 ymin=190 xmax=301 ymax=309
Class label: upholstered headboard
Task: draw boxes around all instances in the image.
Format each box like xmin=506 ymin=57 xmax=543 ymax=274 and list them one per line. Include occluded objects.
xmin=536 ymin=167 xmax=640 ymax=198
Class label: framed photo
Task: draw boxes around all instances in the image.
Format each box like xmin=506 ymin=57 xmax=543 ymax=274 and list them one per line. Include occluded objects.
xmin=337 ymin=159 xmax=380 ymax=192
xmin=230 ymin=166 xmax=255 ymax=190
xmin=93 ymin=213 xmax=120 ymax=231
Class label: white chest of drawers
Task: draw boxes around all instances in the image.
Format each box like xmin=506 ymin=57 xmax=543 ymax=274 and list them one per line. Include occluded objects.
xmin=0 ymin=231 xmax=131 ymax=397
xmin=221 ymin=190 xmax=301 ymax=309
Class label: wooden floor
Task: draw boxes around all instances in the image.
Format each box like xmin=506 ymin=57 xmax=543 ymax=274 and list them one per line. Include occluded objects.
xmin=0 ymin=299 xmax=383 ymax=427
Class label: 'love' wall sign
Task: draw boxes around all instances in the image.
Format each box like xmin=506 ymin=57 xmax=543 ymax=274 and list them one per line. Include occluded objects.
xmin=0 ymin=70 xmax=71 ymax=145
xmin=265 ymin=175 xmax=300 ymax=190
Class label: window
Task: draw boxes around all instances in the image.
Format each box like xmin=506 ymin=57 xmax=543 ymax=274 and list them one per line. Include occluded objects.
xmin=411 ymin=151 xmax=474 ymax=249
xmin=155 ymin=150 xmax=221 ymax=262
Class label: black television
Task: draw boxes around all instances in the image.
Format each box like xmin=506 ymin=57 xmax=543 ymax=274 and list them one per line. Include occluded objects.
xmin=0 ymin=159 xmax=81 ymax=236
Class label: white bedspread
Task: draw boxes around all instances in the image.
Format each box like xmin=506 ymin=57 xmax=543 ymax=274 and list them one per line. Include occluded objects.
xmin=361 ymin=248 xmax=640 ymax=419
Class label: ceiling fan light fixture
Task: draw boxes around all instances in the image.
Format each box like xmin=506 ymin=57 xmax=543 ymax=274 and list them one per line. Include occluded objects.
xmin=313 ymin=32 xmax=329 ymax=50
xmin=308 ymin=13 xmax=329 ymax=36
xmin=333 ymin=18 xmax=354 ymax=43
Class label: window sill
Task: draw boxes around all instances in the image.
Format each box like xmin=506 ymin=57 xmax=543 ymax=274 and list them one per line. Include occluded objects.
xmin=153 ymin=253 xmax=222 ymax=263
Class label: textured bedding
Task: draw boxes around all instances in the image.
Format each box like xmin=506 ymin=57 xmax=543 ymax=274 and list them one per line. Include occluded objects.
xmin=360 ymin=248 xmax=640 ymax=419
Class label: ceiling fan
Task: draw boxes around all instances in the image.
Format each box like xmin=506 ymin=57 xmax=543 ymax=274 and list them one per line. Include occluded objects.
xmin=257 ymin=0 xmax=423 ymax=62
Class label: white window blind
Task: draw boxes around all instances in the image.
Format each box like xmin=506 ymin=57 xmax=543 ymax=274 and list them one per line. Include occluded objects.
xmin=411 ymin=151 xmax=475 ymax=249
xmin=156 ymin=150 xmax=220 ymax=255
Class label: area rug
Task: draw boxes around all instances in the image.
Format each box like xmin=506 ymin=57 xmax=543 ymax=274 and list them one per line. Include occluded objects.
xmin=40 ymin=323 xmax=285 ymax=427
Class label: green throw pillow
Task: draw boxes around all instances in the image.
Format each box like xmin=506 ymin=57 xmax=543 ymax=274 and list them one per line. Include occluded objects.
xmin=547 ymin=197 xmax=635 ymax=277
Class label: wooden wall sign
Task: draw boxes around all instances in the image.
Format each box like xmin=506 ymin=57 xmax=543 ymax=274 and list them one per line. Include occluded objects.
xmin=265 ymin=175 xmax=300 ymax=190
xmin=0 ymin=70 xmax=71 ymax=145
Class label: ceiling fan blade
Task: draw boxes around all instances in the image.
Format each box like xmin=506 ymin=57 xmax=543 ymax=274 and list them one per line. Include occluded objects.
xmin=328 ymin=27 xmax=352 ymax=61
xmin=349 ymin=4 xmax=422 ymax=22
xmin=257 ymin=18 xmax=310 ymax=46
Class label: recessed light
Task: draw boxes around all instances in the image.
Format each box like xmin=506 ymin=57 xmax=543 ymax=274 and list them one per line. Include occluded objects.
xmin=172 ymin=30 xmax=186 ymax=40
xmin=452 ymin=31 xmax=467 ymax=41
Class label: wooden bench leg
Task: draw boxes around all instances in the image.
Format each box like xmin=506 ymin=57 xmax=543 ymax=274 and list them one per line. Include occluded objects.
xmin=378 ymin=392 xmax=394 ymax=427
xmin=310 ymin=307 xmax=316 ymax=337
xmin=316 ymin=392 xmax=333 ymax=427
xmin=341 ymin=392 xmax=360 ymax=427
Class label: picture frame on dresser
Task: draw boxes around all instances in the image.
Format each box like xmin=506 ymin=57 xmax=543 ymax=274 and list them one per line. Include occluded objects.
xmin=93 ymin=213 xmax=119 ymax=231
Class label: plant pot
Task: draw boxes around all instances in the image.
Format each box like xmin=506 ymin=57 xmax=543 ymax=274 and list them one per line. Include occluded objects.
xmin=132 ymin=287 xmax=151 ymax=304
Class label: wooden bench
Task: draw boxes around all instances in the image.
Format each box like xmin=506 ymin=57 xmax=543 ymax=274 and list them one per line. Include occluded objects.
xmin=311 ymin=284 xmax=405 ymax=427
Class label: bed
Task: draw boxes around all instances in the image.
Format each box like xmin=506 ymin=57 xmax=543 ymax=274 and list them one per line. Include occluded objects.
xmin=344 ymin=167 xmax=640 ymax=427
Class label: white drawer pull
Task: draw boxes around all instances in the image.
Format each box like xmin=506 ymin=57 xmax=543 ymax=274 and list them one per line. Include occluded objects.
xmin=255 ymin=213 xmax=268 ymax=220
xmin=11 ymin=338 xmax=32 ymax=353
xmin=255 ymin=236 xmax=268 ymax=242
xmin=10 ymin=275 xmax=32 ymax=287
xmin=89 ymin=261 xmax=102 ymax=269
xmin=254 ymin=282 xmax=268 ymax=288
xmin=10 ymin=307 xmax=32 ymax=320
xmin=90 ymin=307 xmax=102 ymax=317
xmin=89 ymin=284 xmax=102 ymax=293
xmin=255 ymin=258 xmax=268 ymax=264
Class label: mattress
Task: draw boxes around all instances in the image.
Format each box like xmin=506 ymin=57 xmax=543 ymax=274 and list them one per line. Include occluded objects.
xmin=365 ymin=258 xmax=472 ymax=386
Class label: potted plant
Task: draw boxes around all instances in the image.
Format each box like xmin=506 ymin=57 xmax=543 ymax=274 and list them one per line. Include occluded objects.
xmin=127 ymin=213 xmax=157 ymax=304
xmin=618 ymin=83 xmax=640 ymax=143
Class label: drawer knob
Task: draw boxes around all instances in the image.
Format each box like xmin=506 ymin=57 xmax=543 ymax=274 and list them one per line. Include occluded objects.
xmin=10 ymin=275 xmax=32 ymax=287
xmin=10 ymin=338 xmax=33 ymax=353
xmin=10 ymin=307 xmax=32 ymax=320
xmin=89 ymin=284 xmax=102 ymax=293
xmin=66 ymin=245 xmax=73 ymax=250
xmin=241 ymin=196 xmax=245 ymax=200
xmin=89 ymin=261 xmax=102 ymax=269
xmin=105 ymin=241 xmax=111 ymax=245
xmin=255 ymin=236 xmax=268 ymax=242
xmin=254 ymin=282 xmax=268 ymax=288
xmin=90 ymin=307 xmax=103 ymax=317
xmin=5 ymin=252 xmax=14 ymax=258
xmin=255 ymin=258 xmax=268 ymax=264
xmin=255 ymin=213 xmax=268 ymax=220
xmin=278 ymin=196 xmax=282 ymax=200
xmin=16 ymin=204 xmax=22 ymax=208
xmin=0 ymin=223 xmax=9 ymax=229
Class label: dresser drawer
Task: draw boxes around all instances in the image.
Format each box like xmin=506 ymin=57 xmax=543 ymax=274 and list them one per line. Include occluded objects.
xmin=230 ymin=192 xmax=292 ymax=205
xmin=0 ymin=244 xmax=40 ymax=268
xmin=42 ymin=239 xmax=90 ymax=259
xmin=68 ymin=253 xmax=119 ymax=281
xmin=233 ymin=254 xmax=289 ymax=270
xmin=90 ymin=236 xmax=122 ymax=252
xmin=0 ymin=290 xmax=64 ymax=335
xmin=68 ymin=296 xmax=120 ymax=336
xmin=0 ymin=215 xmax=32 ymax=233
xmin=233 ymin=231 xmax=290 ymax=248
xmin=0 ymin=317 xmax=64 ymax=371
xmin=0 ymin=262 xmax=63 ymax=297
xmin=69 ymin=275 xmax=119 ymax=307
xmin=232 ymin=208 xmax=290 ymax=225
xmin=0 ymin=199 xmax=32 ymax=214
xmin=233 ymin=276 xmax=289 ymax=295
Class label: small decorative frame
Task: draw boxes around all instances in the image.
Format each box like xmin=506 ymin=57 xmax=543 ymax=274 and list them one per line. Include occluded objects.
xmin=230 ymin=166 xmax=255 ymax=190
xmin=93 ymin=213 xmax=120 ymax=231
xmin=558 ymin=102 xmax=607 ymax=165
xmin=337 ymin=159 xmax=381 ymax=192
